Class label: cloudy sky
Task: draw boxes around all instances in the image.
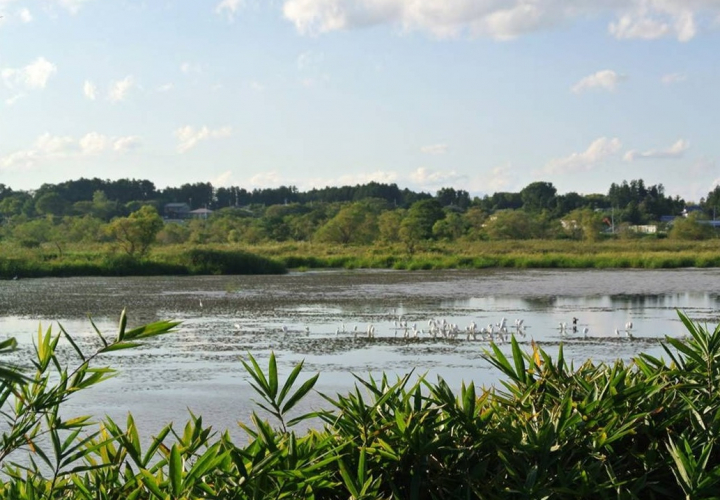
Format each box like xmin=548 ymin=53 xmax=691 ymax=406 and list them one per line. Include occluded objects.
xmin=1 ymin=1 xmax=718 ymax=201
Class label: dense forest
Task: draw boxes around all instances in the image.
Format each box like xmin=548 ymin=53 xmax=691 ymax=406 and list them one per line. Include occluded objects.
xmin=0 ymin=177 xmax=718 ymax=252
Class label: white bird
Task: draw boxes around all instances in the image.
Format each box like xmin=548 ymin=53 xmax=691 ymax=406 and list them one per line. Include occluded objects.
xmin=233 ymin=323 xmax=241 ymax=330
xmin=282 ymin=325 xmax=288 ymax=336
xmin=199 ymin=299 xmax=203 ymax=309
xmin=305 ymin=326 xmax=310 ymax=337
xmin=614 ymin=328 xmax=620 ymax=337
xmin=625 ymin=321 xmax=633 ymax=331
xmin=583 ymin=327 xmax=589 ymax=339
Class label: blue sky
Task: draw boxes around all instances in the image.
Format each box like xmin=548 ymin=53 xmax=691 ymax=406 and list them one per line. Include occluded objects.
xmin=1 ymin=0 xmax=719 ymax=201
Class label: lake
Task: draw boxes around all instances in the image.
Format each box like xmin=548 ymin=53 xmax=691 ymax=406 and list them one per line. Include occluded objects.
xmin=1 ymin=268 xmax=719 ymax=440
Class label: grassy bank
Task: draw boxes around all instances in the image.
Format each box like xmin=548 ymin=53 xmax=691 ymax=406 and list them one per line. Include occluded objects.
xmin=2 ymin=239 xmax=720 ymax=278
xmin=251 ymin=239 xmax=720 ymax=270
xmin=0 ymin=246 xmax=286 ymax=278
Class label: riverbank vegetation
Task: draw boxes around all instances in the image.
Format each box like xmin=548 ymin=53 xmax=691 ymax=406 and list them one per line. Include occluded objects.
xmin=2 ymin=239 xmax=720 ymax=279
xmin=2 ymin=311 xmax=720 ymax=498
xmin=2 ymin=177 xmax=720 ymax=277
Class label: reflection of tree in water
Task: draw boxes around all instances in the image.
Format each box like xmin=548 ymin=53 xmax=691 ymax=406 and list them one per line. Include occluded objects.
xmin=520 ymin=296 xmax=558 ymax=308
xmin=610 ymin=293 xmax=689 ymax=309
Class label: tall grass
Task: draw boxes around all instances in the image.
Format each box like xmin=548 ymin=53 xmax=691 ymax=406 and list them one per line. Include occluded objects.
xmin=2 ymin=239 xmax=720 ymax=277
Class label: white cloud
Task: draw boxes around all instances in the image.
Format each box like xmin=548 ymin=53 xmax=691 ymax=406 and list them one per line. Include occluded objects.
xmin=1 ymin=133 xmax=75 ymax=169
xmin=83 ymin=80 xmax=96 ymax=100
xmin=157 ymin=83 xmax=174 ymax=92
xmin=470 ymin=163 xmax=518 ymax=193
xmin=297 ymin=50 xmax=323 ymax=70
xmin=485 ymin=164 xmax=516 ymax=192
xmin=409 ymin=167 xmax=464 ymax=186
xmin=609 ymin=6 xmax=696 ymax=42
xmin=55 ymin=0 xmax=91 ymax=15
xmin=213 ymin=170 xmax=234 ymax=187
xmin=180 ymin=62 xmax=201 ymax=74
xmin=108 ymin=76 xmax=134 ymax=102
xmin=249 ymin=171 xmax=283 ymax=187
xmin=216 ymin=0 xmax=244 ymax=21
xmin=571 ymin=70 xmax=625 ymax=94
xmin=280 ymin=1 xmax=716 ymax=42
xmin=420 ymin=143 xmax=449 ymax=155
xmin=545 ymin=137 xmax=623 ymax=174
xmin=79 ymin=132 xmax=109 ymax=155
xmin=19 ymin=8 xmax=32 ymax=22
xmin=5 ymin=93 xmax=24 ymax=106
xmin=1 ymin=131 xmax=142 ymax=170
xmin=2 ymin=57 xmax=57 ymax=90
xmin=113 ymin=136 xmax=141 ymax=152
xmin=624 ymin=139 xmax=689 ymax=161
xmin=661 ymin=72 xmax=686 ymax=84
xmin=175 ymin=125 xmax=232 ymax=153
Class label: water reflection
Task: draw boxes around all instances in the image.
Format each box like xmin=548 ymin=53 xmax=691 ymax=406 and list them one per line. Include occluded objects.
xmin=0 ymin=269 xmax=719 ymax=438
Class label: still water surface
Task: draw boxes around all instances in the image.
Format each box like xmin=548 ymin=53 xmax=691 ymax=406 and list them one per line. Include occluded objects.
xmin=1 ymin=268 xmax=719 ymax=439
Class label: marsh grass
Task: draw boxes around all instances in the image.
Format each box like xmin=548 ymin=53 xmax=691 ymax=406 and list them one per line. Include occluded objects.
xmin=2 ymin=239 xmax=720 ymax=278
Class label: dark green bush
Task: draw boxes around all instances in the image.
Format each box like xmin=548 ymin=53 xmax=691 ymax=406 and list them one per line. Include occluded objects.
xmin=183 ymin=248 xmax=286 ymax=275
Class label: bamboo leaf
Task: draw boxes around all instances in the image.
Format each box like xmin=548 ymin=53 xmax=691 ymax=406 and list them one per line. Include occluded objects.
xmin=268 ymin=352 xmax=278 ymax=399
xmin=98 ymin=342 xmax=142 ymax=353
xmin=281 ymin=374 xmax=319 ymax=415
xmin=169 ymin=444 xmax=183 ymax=497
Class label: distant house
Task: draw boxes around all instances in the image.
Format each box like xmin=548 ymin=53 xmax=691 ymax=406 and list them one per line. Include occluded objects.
xmin=682 ymin=205 xmax=703 ymax=218
xmin=189 ymin=208 xmax=213 ymax=220
xmin=164 ymin=203 xmax=191 ymax=219
xmin=628 ymin=225 xmax=657 ymax=234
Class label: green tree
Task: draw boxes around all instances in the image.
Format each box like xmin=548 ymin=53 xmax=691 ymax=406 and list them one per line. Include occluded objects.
xmin=108 ymin=205 xmax=164 ymax=257
xmin=562 ymin=208 xmax=605 ymax=241
xmin=484 ymin=210 xmax=551 ymax=240
xmin=669 ymin=213 xmax=716 ymax=240
xmin=462 ymin=206 xmax=488 ymax=240
xmin=0 ymin=193 xmax=33 ymax=219
xmin=156 ymin=221 xmax=191 ymax=245
xmin=404 ymin=199 xmax=444 ymax=240
xmin=702 ymin=185 xmax=720 ymax=220
xmin=432 ymin=212 xmax=466 ymax=241
xmin=378 ymin=209 xmax=404 ymax=243
xmin=521 ymin=181 xmax=557 ymax=212
xmin=58 ymin=215 xmax=105 ymax=244
xmin=34 ymin=192 xmax=68 ymax=216
xmin=314 ymin=203 xmax=378 ymax=245
xmin=11 ymin=216 xmax=56 ymax=248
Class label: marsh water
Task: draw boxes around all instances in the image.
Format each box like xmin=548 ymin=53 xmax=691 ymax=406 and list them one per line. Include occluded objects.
xmin=1 ymin=268 xmax=719 ymax=440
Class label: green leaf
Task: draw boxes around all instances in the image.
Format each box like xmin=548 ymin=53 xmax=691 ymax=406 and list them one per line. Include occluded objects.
xmin=169 ymin=444 xmax=183 ymax=497
xmin=98 ymin=342 xmax=142 ymax=353
xmin=140 ymin=469 xmax=167 ymax=500
xmin=281 ymin=374 xmax=319 ymax=415
xmin=268 ymin=352 xmax=278 ymax=399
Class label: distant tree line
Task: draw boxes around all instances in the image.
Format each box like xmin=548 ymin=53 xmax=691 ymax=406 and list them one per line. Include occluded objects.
xmin=0 ymin=177 xmax=717 ymax=252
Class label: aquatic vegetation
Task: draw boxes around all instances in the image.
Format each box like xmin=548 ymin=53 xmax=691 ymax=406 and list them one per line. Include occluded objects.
xmin=1 ymin=311 xmax=720 ymax=497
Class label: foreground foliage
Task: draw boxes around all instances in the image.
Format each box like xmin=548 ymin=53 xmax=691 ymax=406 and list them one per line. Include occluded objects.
xmin=1 ymin=311 xmax=720 ymax=498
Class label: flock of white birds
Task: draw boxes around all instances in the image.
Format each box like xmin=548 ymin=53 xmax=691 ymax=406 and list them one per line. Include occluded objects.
xmin=249 ymin=315 xmax=638 ymax=344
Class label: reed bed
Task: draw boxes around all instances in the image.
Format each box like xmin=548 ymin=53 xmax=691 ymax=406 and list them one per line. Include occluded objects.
xmin=1 ymin=239 xmax=719 ymax=278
